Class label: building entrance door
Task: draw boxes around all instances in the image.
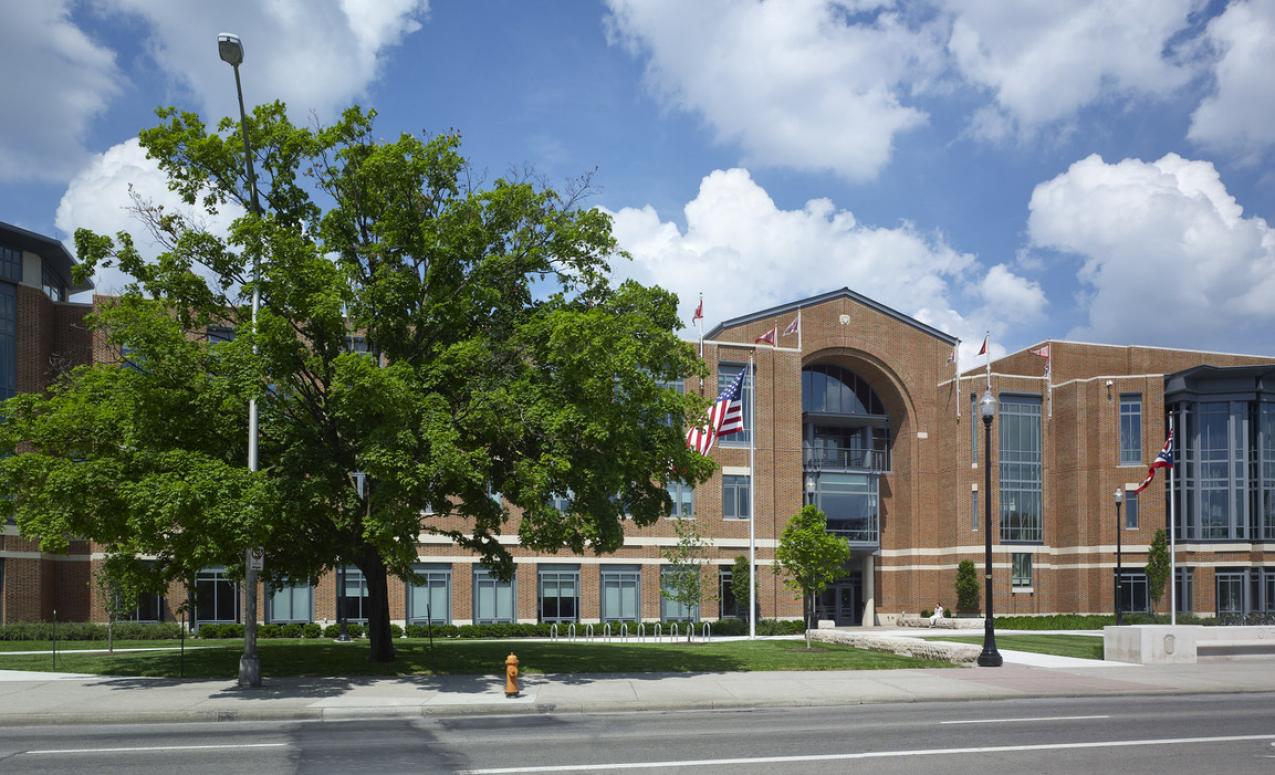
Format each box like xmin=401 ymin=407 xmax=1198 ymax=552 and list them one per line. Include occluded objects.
xmin=814 ymin=573 xmax=862 ymax=626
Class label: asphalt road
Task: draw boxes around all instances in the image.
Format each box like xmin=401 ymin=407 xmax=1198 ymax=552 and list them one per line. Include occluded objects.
xmin=1 ymin=693 xmax=1273 ymax=774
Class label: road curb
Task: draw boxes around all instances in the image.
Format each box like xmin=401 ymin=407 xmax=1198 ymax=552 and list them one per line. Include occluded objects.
xmin=6 ymin=685 xmax=1275 ymax=728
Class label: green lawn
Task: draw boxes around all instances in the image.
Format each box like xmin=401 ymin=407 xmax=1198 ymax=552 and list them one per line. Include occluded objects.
xmin=0 ymin=640 xmax=190 ymax=652
xmin=928 ymin=633 xmax=1104 ymax=660
xmin=0 ymin=637 xmax=954 ymax=678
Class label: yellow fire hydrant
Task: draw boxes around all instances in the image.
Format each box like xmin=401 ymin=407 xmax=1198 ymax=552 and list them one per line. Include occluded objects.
xmin=504 ymin=652 xmax=520 ymax=698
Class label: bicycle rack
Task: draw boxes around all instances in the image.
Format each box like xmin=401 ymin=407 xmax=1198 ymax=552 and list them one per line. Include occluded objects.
xmin=620 ymin=622 xmax=629 ymax=642
xmin=670 ymin=622 xmax=679 ymax=642
xmin=549 ymin=623 xmax=559 ymax=641
xmin=568 ymin=623 xmax=576 ymax=642
xmin=603 ymin=622 xmax=611 ymax=642
xmin=585 ymin=623 xmax=595 ymax=642
xmin=653 ymin=623 xmax=662 ymax=641
xmin=702 ymin=621 xmax=711 ymax=642
xmin=637 ymin=622 xmax=645 ymax=640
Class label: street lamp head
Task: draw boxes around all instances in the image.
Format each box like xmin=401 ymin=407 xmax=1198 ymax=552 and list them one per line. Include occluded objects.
xmin=1114 ymin=487 xmax=1124 ymax=504
xmin=218 ymin=33 xmax=244 ymax=66
xmin=979 ymin=388 xmax=997 ymax=421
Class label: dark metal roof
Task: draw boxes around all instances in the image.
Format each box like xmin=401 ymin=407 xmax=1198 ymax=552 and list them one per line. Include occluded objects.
xmin=1164 ymin=363 xmax=1275 ymax=397
xmin=704 ymin=287 xmax=957 ymax=344
xmin=0 ymin=221 xmax=94 ymax=294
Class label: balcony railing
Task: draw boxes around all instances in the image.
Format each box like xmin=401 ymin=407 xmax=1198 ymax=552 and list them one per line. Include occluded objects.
xmin=826 ymin=517 xmax=879 ymax=545
xmin=804 ymin=447 xmax=888 ymax=472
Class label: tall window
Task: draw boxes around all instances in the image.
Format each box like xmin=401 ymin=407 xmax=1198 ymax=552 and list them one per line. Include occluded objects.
xmin=1175 ymin=567 xmax=1193 ymax=613
xmin=0 ymin=244 xmax=21 ymax=282
xmin=666 ymin=481 xmax=694 ymax=518
xmin=816 ymin=472 xmax=878 ymax=543
xmin=408 ymin=565 xmax=451 ymax=624
xmin=600 ymin=565 xmax=640 ymax=621
xmin=1198 ymin=402 xmax=1233 ymax=540
xmin=1000 ymin=395 xmax=1043 ymax=543
xmin=41 ymin=262 xmax=65 ymax=302
xmin=538 ymin=566 xmax=579 ymax=623
xmin=127 ymin=591 xmax=163 ymax=622
xmin=268 ymin=580 xmax=312 ymax=623
xmin=194 ymin=567 xmax=238 ymax=624
xmin=722 ymin=475 xmax=750 ymax=520
xmin=1260 ymin=403 xmax=1275 ymax=540
xmin=1119 ymin=394 xmax=1142 ymax=465
xmin=1011 ymin=553 xmax=1032 ymax=589
xmin=717 ymin=363 xmax=752 ymax=444
xmin=971 ymin=489 xmax=979 ymax=532
xmin=660 ymin=565 xmax=699 ymax=621
xmin=0 ymin=283 xmax=14 ymax=401
xmin=473 ymin=567 xmax=515 ymax=623
xmin=1125 ymin=492 xmax=1139 ymax=529
xmin=1117 ymin=571 xmax=1149 ymax=612
xmin=1216 ymin=569 xmax=1245 ymax=616
xmin=719 ymin=568 xmax=738 ymax=619
xmin=339 ymin=567 xmax=369 ymax=622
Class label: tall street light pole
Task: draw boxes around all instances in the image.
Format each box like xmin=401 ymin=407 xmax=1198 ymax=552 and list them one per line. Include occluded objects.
xmin=978 ymin=388 xmax=1002 ymax=667
xmin=1114 ymin=487 xmax=1124 ymax=627
xmin=219 ymin=32 xmax=263 ymax=689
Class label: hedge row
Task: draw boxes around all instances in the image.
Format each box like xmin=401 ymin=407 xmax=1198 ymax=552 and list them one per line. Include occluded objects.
xmin=993 ymin=613 xmax=1219 ymax=630
xmin=0 ymin=622 xmax=182 ymax=641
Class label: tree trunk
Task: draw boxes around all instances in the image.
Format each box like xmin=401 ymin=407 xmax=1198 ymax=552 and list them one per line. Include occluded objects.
xmin=358 ymin=550 xmax=397 ymax=663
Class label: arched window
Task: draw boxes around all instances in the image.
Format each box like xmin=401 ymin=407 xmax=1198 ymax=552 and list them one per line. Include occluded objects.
xmin=801 ymin=365 xmax=886 ymax=416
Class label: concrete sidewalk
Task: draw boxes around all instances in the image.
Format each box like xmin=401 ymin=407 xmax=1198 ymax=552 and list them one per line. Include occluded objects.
xmin=2 ymin=657 xmax=1275 ymax=727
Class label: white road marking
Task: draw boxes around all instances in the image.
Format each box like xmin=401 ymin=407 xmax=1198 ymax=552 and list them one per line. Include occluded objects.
xmin=456 ymin=734 xmax=1275 ymax=774
xmin=24 ymin=742 xmax=287 ymax=755
xmin=940 ymin=714 xmax=1109 ymax=725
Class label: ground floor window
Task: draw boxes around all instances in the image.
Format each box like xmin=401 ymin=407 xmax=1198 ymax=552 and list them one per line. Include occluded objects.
xmin=127 ymin=591 xmax=163 ymax=622
xmin=1175 ymin=567 xmax=1193 ymax=613
xmin=268 ymin=580 xmax=312 ymax=623
xmin=1011 ymin=553 xmax=1032 ymax=589
xmin=660 ymin=565 xmax=699 ymax=621
xmin=194 ymin=567 xmax=238 ymax=624
xmin=1116 ymin=571 xmax=1148 ymax=613
xmin=1216 ymin=569 xmax=1245 ymax=616
xmin=600 ymin=566 xmax=640 ymax=621
xmin=719 ymin=569 xmax=738 ymax=619
xmin=339 ymin=566 xmax=369 ymax=623
xmin=408 ymin=565 xmax=451 ymax=624
xmin=473 ymin=567 xmax=515 ymax=624
xmin=538 ymin=566 xmax=579 ymax=623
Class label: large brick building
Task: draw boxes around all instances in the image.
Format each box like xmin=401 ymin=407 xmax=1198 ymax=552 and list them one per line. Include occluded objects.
xmin=3 ymin=221 xmax=1273 ymax=627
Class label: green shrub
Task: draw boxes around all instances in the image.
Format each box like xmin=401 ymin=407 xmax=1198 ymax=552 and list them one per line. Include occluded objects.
xmin=955 ymin=559 xmax=980 ymax=614
xmin=302 ymin=623 xmax=322 ymax=638
xmin=389 ymin=624 xmax=403 ymax=639
xmin=196 ymin=623 xmax=244 ymax=638
xmin=258 ymin=624 xmax=281 ymax=639
xmin=347 ymin=623 xmax=365 ymax=638
xmin=0 ymin=621 xmax=182 ymax=641
xmin=709 ymin=618 xmax=746 ymax=636
xmin=280 ymin=623 xmax=304 ymax=639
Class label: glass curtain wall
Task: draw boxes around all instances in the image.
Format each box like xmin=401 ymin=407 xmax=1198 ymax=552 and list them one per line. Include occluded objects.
xmin=1000 ymin=395 xmax=1043 ymax=543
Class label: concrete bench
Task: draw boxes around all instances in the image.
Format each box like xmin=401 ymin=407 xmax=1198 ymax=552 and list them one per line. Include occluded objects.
xmin=1198 ymin=639 xmax=1275 ymax=660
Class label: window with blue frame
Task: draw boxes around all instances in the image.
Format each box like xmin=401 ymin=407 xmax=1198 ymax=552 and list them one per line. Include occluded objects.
xmin=717 ymin=363 xmax=752 ymax=444
xmin=666 ymin=481 xmax=694 ymax=517
xmin=1000 ymin=395 xmax=1043 ymax=543
xmin=1125 ymin=492 xmax=1139 ymax=529
xmin=268 ymin=580 xmax=312 ymax=623
xmin=722 ymin=475 xmax=750 ymax=520
xmin=407 ymin=565 xmax=451 ymax=624
xmin=0 ymin=283 xmax=14 ymax=400
xmin=1119 ymin=394 xmax=1142 ymax=465
xmin=0 ymin=244 xmax=21 ymax=283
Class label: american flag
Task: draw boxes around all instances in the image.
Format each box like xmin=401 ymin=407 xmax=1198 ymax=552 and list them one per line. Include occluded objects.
xmin=685 ymin=368 xmax=747 ymax=455
xmin=1133 ymin=430 xmax=1175 ymax=493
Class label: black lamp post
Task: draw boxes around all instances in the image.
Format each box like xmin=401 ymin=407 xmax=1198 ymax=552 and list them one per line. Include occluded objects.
xmin=218 ymin=31 xmax=263 ymax=689
xmin=1114 ymin=487 xmax=1124 ymax=627
xmin=978 ymin=388 xmax=1002 ymax=667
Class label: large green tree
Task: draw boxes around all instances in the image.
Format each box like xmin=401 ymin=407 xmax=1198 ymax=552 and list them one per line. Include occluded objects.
xmin=0 ymin=104 xmax=713 ymax=663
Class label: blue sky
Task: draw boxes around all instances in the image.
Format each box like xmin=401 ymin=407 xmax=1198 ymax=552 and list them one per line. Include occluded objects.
xmin=3 ymin=0 xmax=1274 ymax=358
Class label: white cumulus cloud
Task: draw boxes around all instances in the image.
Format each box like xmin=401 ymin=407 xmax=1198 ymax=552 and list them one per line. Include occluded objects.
xmin=1188 ymin=0 xmax=1275 ymax=159
xmin=55 ymin=138 xmax=244 ymax=296
xmin=604 ymin=167 xmax=1038 ymax=360
xmin=603 ymin=0 xmax=942 ymax=181
xmin=1028 ymin=153 xmax=1275 ymax=352
xmin=943 ymin=0 xmax=1199 ymax=138
xmin=100 ymin=0 xmax=429 ymax=121
xmin=0 ymin=1 xmax=121 ymax=181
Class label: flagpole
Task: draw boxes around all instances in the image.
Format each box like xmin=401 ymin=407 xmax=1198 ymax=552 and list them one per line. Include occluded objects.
xmin=955 ymin=340 xmax=961 ymax=419
xmin=748 ymin=354 xmax=757 ymax=641
xmin=697 ymin=293 xmax=704 ymax=392
xmin=1169 ymin=412 xmax=1177 ymax=626
xmin=984 ymin=330 xmax=991 ymax=389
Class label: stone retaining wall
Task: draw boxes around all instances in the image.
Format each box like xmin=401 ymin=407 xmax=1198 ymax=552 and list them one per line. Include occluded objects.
xmin=808 ymin=629 xmax=979 ymax=664
xmin=895 ymin=616 xmax=984 ymax=630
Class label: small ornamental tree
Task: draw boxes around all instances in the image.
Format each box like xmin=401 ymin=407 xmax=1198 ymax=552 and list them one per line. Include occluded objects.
xmin=730 ymin=555 xmax=751 ymax=621
xmin=0 ymin=104 xmax=714 ymax=665
xmin=660 ymin=518 xmax=710 ymax=638
xmin=1146 ymin=529 xmax=1170 ymax=619
xmin=955 ymin=559 xmax=980 ymax=615
xmin=774 ymin=505 xmax=851 ymax=647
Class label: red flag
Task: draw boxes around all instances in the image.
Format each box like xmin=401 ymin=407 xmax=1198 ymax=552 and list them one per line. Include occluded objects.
xmin=692 ymin=296 xmax=703 ymax=323
xmin=755 ymin=326 xmax=777 ymax=346
xmin=947 ymin=346 xmax=956 ymax=364
xmin=1031 ymin=344 xmax=1050 ymax=376
xmin=1133 ymin=431 xmax=1175 ymax=494
xmin=977 ymin=335 xmax=989 ymax=356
